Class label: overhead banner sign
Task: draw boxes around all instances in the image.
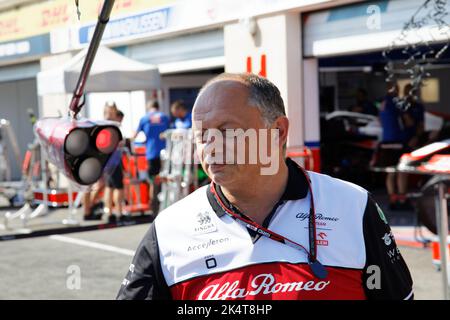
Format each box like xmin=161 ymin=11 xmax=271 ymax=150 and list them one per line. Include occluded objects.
xmin=0 ymin=0 xmax=175 ymax=43
xmin=72 ymin=0 xmax=331 ymax=49
xmin=0 ymin=34 xmax=50 ymax=63
xmin=79 ymin=7 xmax=171 ymax=45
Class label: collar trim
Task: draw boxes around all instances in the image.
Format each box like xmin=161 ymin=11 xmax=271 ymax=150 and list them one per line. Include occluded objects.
xmin=206 ymin=158 xmax=309 ymax=219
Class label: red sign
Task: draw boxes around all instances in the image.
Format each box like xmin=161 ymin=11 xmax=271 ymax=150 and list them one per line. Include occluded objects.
xmin=246 ymin=54 xmax=267 ymax=77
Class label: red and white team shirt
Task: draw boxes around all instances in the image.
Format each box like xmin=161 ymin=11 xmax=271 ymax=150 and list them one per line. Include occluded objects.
xmin=117 ymin=159 xmax=413 ymax=300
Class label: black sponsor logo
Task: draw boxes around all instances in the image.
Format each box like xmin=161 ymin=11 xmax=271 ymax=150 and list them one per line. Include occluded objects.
xmin=205 ymin=256 xmax=217 ymax=269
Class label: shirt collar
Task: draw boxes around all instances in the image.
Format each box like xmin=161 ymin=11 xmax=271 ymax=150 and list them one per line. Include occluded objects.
xmin=206 ymin=157 xmax=309 ymax=219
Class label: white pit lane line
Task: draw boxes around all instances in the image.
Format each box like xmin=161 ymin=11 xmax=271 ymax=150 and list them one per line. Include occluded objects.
xmin=49 ymin=235 xmax=135 ymax=256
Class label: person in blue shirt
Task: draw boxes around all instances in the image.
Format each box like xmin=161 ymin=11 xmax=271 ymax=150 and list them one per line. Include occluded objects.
xmin=375 ymin=83 xmax=416 ymax=210
xmin=379 ymin=84 xmax=404 ymax=144
xmin=170 ymin=100 xmax=192 ymax=129
xmin=134 ymin=100 xmax=170 ymax=214
xmin=402 ymin=84 xmax=425 ymax=150
xmin=393 ymin=84 xmax=425 ymax=210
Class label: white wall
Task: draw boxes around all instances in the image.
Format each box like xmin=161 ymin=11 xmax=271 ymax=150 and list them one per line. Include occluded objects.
xmin=303 ymin=58 xmax=320 ymax=146
xmin=39 ymin=52 xmax=73 ymax=118
xmin=224 ymin=12 xmax=304 ymax=149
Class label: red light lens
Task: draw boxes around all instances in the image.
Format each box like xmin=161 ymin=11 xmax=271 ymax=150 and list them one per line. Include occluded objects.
xmin=96 ymin=128 xmax=119 ymax=154
xmin=97 ymin=129 xmax=112 ymax=148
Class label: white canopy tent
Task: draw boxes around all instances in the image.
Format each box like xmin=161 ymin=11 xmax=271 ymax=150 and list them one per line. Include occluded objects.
xmin=37 ymin=46 xmax=160 ymax=95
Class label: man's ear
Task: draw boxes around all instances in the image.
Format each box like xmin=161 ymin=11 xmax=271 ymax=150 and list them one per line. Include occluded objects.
xmin=272 ymin=116 xmax=289 ymax=148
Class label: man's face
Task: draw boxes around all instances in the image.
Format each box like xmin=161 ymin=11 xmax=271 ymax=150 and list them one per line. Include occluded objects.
xmin=193 ymin=80 xmax=277 ymax=188
xmin=104 ymin=107 xmax=117 ymax=121
xmin=171 ymin=107 xmax=185 ymax=119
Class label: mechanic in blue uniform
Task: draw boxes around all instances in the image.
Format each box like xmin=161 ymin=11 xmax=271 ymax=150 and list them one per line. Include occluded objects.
xmin=375 ymin=83 xmax=409 ymax=209
xmin=170 ymin=100 xmax=192 ymax=129
xmin=134 ymin=100 xmax=170 ymax=214
xmin=402 ymin=84 xmax=425 ymax=150
xmin=396 ymin=83 xmax=425 ymax=209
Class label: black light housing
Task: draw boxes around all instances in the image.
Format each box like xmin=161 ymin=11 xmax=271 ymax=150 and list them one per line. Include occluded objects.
xmin=35 ymin=118 xmax=122 ymax=185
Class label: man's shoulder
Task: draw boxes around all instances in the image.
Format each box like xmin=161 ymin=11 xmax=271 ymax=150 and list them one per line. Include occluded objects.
xmin=139 ymin=112 xmax=150 ymax=123
xmin=308 ymin=170 xmax=367 ymax=191
xmin=307 ymin=170 xmax=368 ymax=205
xmin=154 ymin=111 xmax=169 ymax=121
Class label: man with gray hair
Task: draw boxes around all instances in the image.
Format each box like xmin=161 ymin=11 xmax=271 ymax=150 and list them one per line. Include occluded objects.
xmin=117 ymin=73 xmax=413 ymax=300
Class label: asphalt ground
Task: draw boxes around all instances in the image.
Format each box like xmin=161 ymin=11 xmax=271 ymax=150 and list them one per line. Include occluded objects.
xmin=0 ymin=222 xmax=144 ymax=300
xmin=0 ymin=216 xmax=446 ymax=300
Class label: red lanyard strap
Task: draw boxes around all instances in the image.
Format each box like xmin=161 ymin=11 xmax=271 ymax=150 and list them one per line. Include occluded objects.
xmin=211 ymin=184 xmax=311 ymax=256
xmin=300 ymin=168 xmax=318 ymax=262
xmin=208 ymin=164 xmax=328 ymax=279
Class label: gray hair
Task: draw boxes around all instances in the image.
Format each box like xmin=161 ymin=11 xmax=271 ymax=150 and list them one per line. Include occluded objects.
xmin=198 ymin=73 xmax=286 ymax=127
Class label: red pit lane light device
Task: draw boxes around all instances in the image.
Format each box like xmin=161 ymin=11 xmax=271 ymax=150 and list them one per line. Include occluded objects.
xmin=35 ymin=118 xmax=122 ymax=185
xmin=33 ymin=1 xmax=119 ymax=186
